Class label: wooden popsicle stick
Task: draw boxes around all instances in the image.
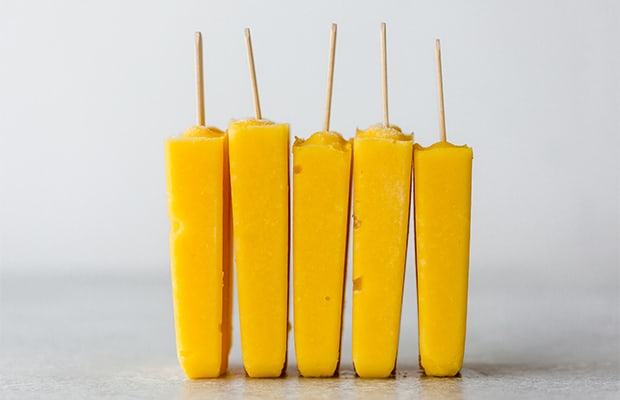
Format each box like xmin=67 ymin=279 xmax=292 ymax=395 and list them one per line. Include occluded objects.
xmin=380 ymin=22 xmax=389 ymax=128
xmin=244 ymin=28 xmax=262 ymax=120
xmin=195 ymin=32 xmax=205 ymax=126
xmin=435 ymin=38 xmax=447 ymax=142
xmin=323 ymin=23 xmax=338 ymax=132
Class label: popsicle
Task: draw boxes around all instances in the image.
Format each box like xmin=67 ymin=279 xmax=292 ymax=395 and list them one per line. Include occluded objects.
xmin=415 ymin=39 xmax=473 ymax=377
xmin=351 ymin=23 xmax=413 ymax=378
xmin=228 ymin=28 xmax=289 ymax=378
xmin=293 ymin=24 xmax=352 ymax=378
xmin=164 ymin=33 xmax=232 ymax=379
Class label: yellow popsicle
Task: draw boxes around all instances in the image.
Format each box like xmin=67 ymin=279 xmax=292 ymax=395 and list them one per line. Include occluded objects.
xmin=414 ymin=141 xmax=473 ymax=377
xmin=164 ymin=125 xmax=233 ymax=378
xmin=352 ymin=125 xmax=413 ymax=378
xmin=228 ymin=119 xmax=290 ymax=378
xmin=292 ymin=131 xmax=352 ymax=377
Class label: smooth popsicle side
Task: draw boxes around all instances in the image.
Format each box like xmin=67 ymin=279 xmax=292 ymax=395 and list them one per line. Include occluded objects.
xmin=292 ymin=131 xmax=352 ymax=377
xmin=414 ymin=141 xmax=473 ymax=377
xmin=228 ymin=119 xmax=290 ymax=378
xmin=352 ymin=125 xmax=413 ymax=378
xmin=164 ymin=126 xmax=233 ymax=378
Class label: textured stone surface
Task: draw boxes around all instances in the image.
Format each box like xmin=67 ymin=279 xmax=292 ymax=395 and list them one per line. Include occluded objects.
xmin=1 ymin=269 xmax=618 ymax=399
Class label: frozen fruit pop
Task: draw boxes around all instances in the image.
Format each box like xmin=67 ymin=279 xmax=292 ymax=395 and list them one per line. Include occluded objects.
xmin=293 ymin=23 xmax=352 ymax=378
xmin=352 ymin=23 xmax=413 ymax=378
xmin=164 ymin=33 xmax=232 ymax=378
xmin=414 ymin=142 xmax=472 ymax=377
xmin=415 ymin=39 xmax=473 ymax=377
xmin=352 ymin=125 xmax=412 ymax=378
xmin=228 ymin=29 xmax=290 ymax=378
xmin=293 ymin=132 xmax=351 ymax=377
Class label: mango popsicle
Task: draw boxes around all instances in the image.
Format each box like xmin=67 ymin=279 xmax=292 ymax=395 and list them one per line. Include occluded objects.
xmin=164 ymin=33 xmax=232 ymax=379
xmin=351 ymin=23 xmax=412 ymax=379
xmin=414 ymin=38 xmax=473 ymax=377
xmin=164 ymin=125 xmax=233 ymax=378
xmin=414 ymin=142 xmax=472 ymax=377
xmin=228 ymin=119 xmax=290 ymax=378
xmin=292 ymin=23 xmax=351 ymax=378
xmin=293 ymin=131 xmax=352 ymax=377
xmin=352 ymin=125 xmax=413 ymax=378
xmin=229 ymin=28 xmax=290 ymax=379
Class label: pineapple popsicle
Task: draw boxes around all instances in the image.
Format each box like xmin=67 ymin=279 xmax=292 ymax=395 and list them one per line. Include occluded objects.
xmin=414 ymin=142 xmax=472 ymax=377
xmin=352 ymin=125 xmax=413 ymax=378
xmin=228 ymin=119 xmax=290 ymax=378
xmin=293 ymin=132 xmax=352 ymax=377
xmin=415 ymin=38 xmax=473 ymax=377
xmin=164 ymin=125 xmax=233 ymax=378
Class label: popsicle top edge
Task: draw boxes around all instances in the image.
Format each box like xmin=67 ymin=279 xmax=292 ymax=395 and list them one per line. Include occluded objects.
xmin=169 ymin=125 xmax=225 ymax=140
xmin=293 ymin=131 xmax=350 ymax=151
xmin=414 ymin=141 xmax=472 ymax=151
xmin=356 ymin=124 xmax=412 ymax=141
xmin=228 ymin=118 xmax=288 ymax=130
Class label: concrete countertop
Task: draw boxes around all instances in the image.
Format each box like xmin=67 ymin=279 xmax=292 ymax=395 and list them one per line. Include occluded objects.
xmin=1 ymin=269 xmax=618 ymax=399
